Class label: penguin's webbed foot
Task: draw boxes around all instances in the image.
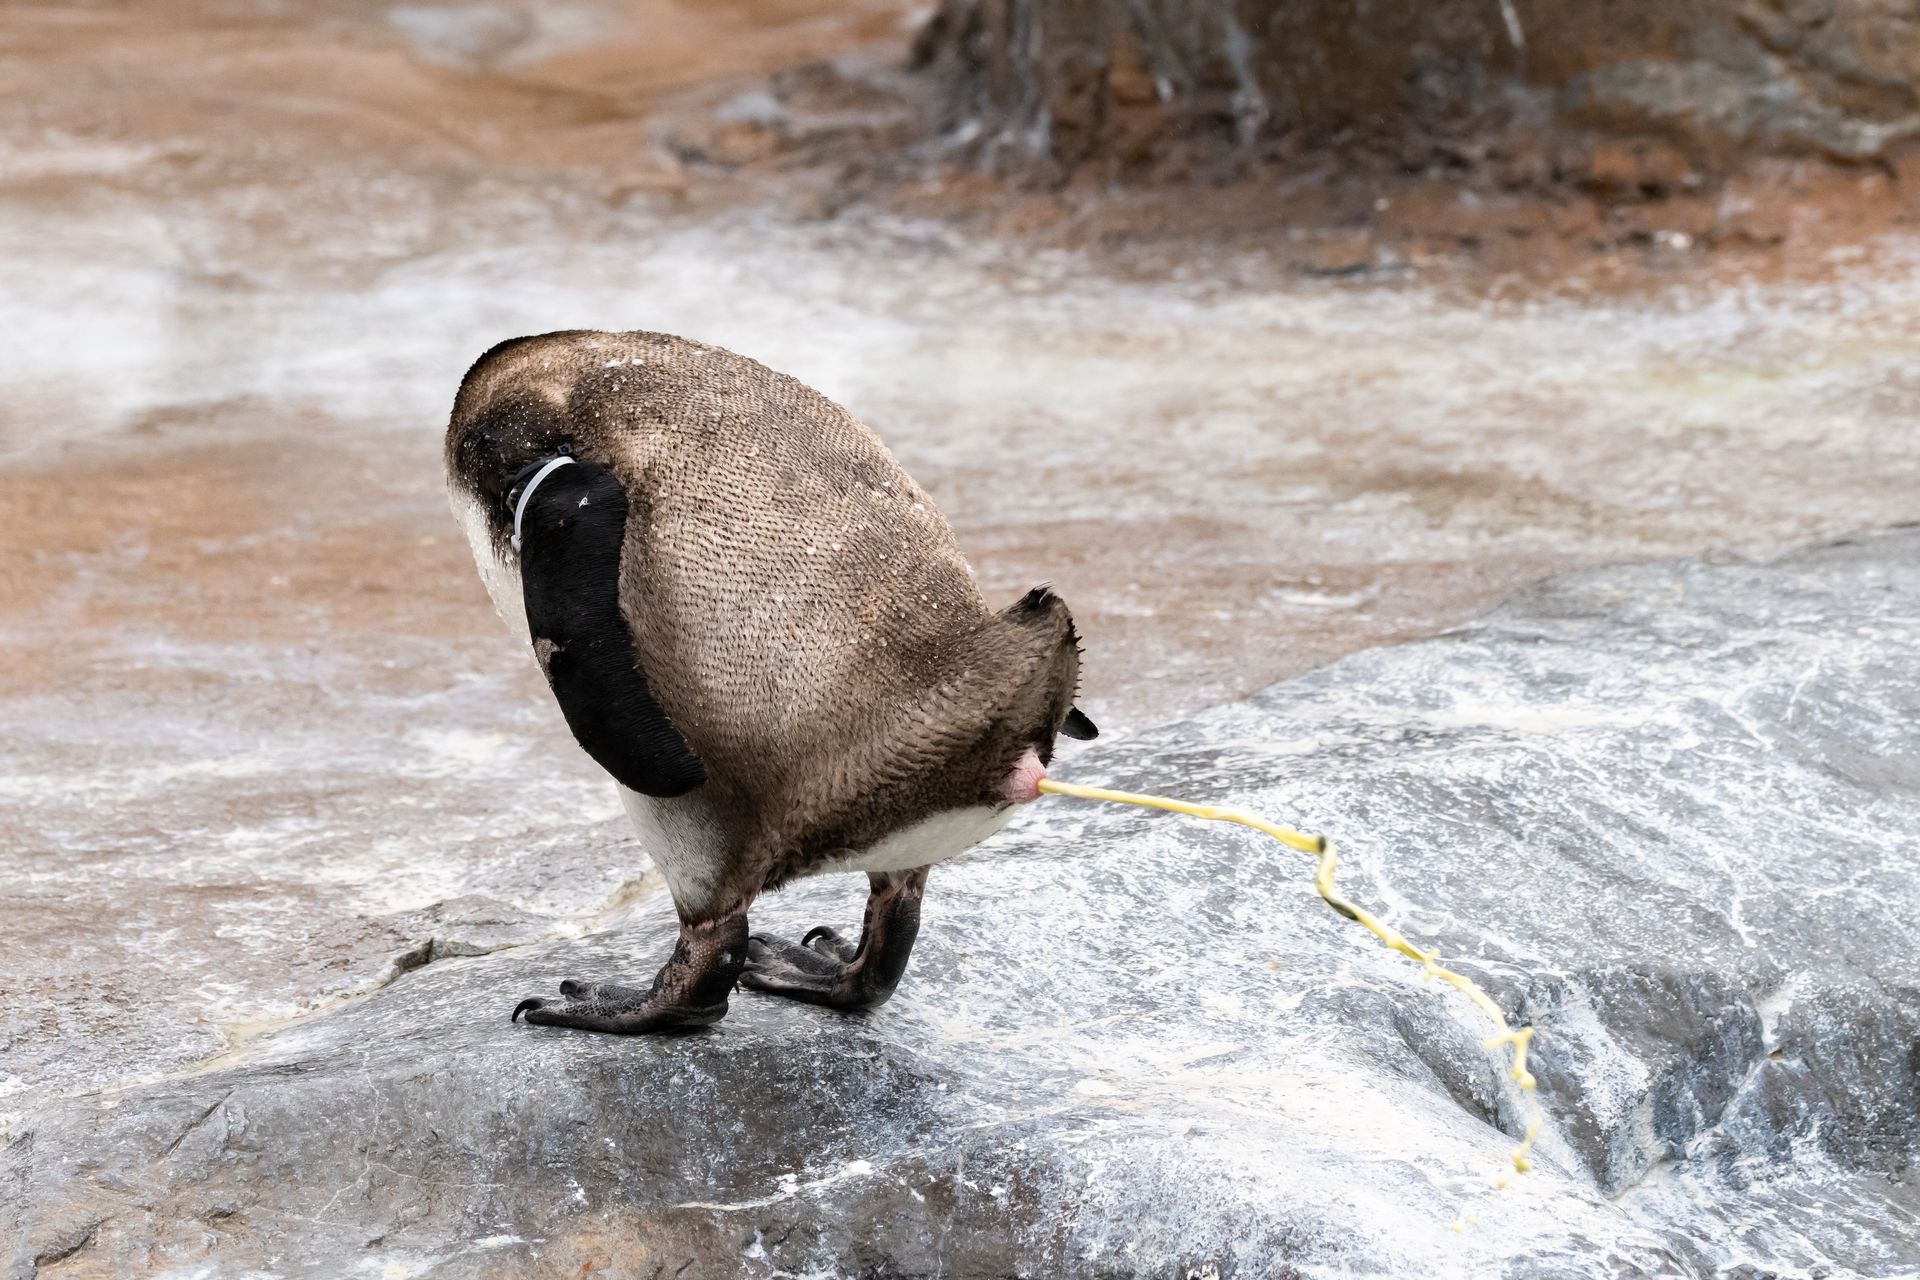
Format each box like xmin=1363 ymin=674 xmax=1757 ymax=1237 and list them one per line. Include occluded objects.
xmin=739 ymin=871 xmax=926 ymax=1013
xmin=511 ymin=984 xmax=722 ymax=1034
xmin=512 ymin=910 xmax=747 ymax=1035
xmin=739 ymin=932 xmax=876 ymax=1010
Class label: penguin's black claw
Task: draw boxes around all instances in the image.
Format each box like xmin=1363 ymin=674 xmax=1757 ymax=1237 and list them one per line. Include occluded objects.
xmin=801 ymin=925 xmax=859 ymax=964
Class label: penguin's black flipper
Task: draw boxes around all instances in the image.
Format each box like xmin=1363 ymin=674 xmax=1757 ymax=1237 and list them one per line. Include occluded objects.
xmin=1061 ymin=707 xmax=1099 ymax=740
xmin=516 ymin=461 xmax=706 ymax=798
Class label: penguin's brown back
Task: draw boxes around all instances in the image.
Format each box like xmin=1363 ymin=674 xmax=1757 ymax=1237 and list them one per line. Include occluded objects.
xmin=448 ymin=330 xmax=1075 ymax=854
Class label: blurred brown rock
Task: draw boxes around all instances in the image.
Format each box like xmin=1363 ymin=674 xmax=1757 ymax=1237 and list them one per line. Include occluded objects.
xmin=916 ymin=0 xmax=1920 ymax=182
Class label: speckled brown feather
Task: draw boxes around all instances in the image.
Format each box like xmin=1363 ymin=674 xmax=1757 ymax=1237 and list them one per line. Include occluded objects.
xmin=447 ymin=330 xmax=1083 ymax=914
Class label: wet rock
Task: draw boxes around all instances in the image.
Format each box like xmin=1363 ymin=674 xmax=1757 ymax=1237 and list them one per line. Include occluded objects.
xmin=1283 ymin=229 xmax=1389 ymax=278
xmin=383 ymin=1 xmax=608 ymax=72
xmin=1575 ymin=138 xmax=1701 ymax=199
xmin=381 ymin=895 xmax=574 ymax=982
xmin=668 ymin=60 xmax=926 ymax=173
xmin=8 ymin=529 xmax=1920 ymax=1277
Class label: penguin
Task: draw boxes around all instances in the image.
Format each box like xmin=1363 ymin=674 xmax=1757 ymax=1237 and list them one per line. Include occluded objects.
xmin=445 ymin=330 xmax=1098 ymax=1034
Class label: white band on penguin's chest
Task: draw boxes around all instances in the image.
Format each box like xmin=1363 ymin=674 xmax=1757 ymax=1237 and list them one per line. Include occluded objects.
xmin=510 ymin=456 xmax=577 ymax=553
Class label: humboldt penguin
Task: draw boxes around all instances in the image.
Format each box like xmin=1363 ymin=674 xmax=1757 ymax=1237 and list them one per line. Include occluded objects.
xmin=445 ymin=330 xmax=1097 ymax=1033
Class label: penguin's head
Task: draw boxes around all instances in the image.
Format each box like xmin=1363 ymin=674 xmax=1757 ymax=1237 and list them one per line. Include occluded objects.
xmin=968 ymin=585 xmax=1098 ymax=808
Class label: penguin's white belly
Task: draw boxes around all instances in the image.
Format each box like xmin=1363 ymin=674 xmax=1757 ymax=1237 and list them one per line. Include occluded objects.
xmin=619 ymin=784 xmax=735 ymax=913
xmin=836 ymin=805 xmax=1016 ymax=874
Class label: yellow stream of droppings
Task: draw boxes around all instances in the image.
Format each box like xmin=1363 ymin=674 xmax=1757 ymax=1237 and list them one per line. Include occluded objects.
xmin=1037 ymin=777 xmax=1542 ymax=1185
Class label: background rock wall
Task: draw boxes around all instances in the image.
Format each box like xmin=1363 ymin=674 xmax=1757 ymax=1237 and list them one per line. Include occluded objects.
xmin=913 ymin=0 xmax=1920 ymax=180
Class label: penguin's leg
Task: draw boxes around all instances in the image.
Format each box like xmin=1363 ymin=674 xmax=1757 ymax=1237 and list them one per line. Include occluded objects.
xmin=512 ymin=905 xmax=748 ymax=1034
xmin=740 ymin=869 xmax=927 ymax=1011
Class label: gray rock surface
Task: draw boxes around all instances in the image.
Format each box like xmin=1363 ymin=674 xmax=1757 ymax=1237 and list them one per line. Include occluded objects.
xmin=8 ymin=529 xmax=1920 ymax=1278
